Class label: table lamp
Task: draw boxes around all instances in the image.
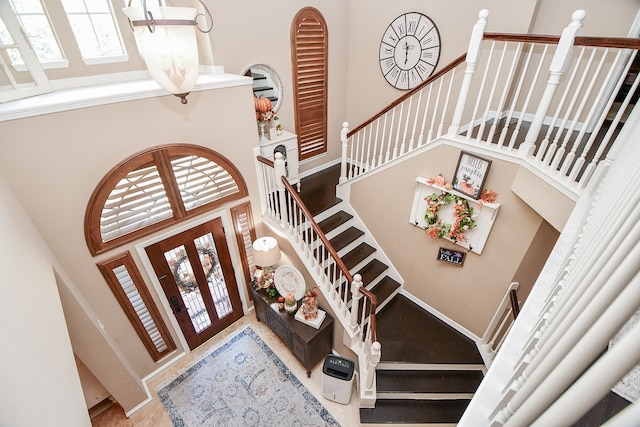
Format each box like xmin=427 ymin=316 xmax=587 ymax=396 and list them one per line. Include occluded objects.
xmin=252 ymin=236 xmax=281 ymax=274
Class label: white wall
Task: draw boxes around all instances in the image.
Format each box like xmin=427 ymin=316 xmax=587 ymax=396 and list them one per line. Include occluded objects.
xmin=0 ymin=174 xmax=90 ymax=427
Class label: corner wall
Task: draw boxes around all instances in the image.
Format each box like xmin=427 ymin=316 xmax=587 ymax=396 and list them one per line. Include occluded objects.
xmin=349 ymin=144 xmax=555 ymax=337
xmin=0 ymin=175 xmax=89 ymax=427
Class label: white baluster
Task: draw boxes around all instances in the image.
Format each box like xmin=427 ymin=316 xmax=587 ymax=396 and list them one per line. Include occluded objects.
xmin=508 ymin=44 xmax=548 ymax=150
xmin=477 ymin=41 xmax=508 ymax=144
xmin=488 ymin=42 xmax=522 ymax=145
xmin=408 ymin=90 xmax=422 ymax=150
xmin=392 ymin=103 xmax=403 ymax=158
xmin=339 ymin=122 xmax=349 ymax=183
xmin=418 ymin=84 xmax=433 ymax=146
xmin=467 ymin=40 xmax=496 ymax=141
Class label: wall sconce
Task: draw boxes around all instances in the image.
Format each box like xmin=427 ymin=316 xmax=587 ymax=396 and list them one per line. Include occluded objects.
xmin=252 ymin=236 xmax=281 ymax=273
xmin=123 ymin=0 xmax=213 ymax=104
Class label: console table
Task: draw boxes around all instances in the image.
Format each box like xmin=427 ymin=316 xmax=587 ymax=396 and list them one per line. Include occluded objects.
xmin=250 ymin=286 xmax=333 ymax=377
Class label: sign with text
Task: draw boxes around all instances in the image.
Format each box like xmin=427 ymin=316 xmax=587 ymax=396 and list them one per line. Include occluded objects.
xmin=437 ymin=247 xmax=466 ymax=267
xmin=452 ymin=151 xmax=492 ymax=199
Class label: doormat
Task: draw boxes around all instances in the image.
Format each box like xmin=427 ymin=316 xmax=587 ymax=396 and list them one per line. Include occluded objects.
xmin=157 ymin=326 xmax=341 ymax=426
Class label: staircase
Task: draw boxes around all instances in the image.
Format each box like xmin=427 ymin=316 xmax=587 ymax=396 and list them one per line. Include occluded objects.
xmin=298 ymin=164 xmax=486 ymax=425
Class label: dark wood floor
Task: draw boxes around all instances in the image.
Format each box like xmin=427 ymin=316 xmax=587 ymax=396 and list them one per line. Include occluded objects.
xmin=298 ymin=162 xmax=342 ymax=216
xmin=377 ymin=295 xmax=483 ymax=364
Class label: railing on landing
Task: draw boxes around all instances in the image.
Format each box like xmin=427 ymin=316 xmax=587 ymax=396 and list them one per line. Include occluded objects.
xmin=341 ymin=10 xmax=640 ymax=198
xmin=254 ymin=151 xmax=381 ymax=406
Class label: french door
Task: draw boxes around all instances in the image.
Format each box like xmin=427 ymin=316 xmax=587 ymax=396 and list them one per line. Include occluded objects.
xmin=145 ymin=218 xmax=243 ymax=350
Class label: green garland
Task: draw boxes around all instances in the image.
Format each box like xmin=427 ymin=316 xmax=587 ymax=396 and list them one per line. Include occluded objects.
xmin=424 ymin=192 xmax=477 ymax=243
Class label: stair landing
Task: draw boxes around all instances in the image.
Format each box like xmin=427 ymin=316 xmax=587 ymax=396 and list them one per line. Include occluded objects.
xmin=377 ymin=295 xmax=483 ymax=365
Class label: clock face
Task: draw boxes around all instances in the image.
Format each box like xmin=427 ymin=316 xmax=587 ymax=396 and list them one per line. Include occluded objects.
xmin=379 ymin=12 xmax=441 ymax=90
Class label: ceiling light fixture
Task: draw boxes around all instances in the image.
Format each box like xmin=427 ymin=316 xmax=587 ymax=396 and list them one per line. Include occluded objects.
xmin=123 ymin=0 xmax=213 ymax=104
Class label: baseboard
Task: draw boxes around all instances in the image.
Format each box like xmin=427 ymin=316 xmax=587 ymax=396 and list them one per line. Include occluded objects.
xmin=400 ymin=290 xmax=481 ymax=344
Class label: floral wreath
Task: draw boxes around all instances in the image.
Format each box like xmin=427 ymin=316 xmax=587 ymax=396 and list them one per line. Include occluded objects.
xmin=424 ymin=192 xmax=477 ymax=243
xmin=169 ymin=245 xmax=219 ymax=293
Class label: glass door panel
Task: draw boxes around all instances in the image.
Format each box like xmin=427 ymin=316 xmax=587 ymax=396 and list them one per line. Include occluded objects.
xmin=145 ymin=218 xmax=244 ymax=349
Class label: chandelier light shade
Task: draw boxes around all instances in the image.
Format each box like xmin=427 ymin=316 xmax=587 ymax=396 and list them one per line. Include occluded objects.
xmin=123 ymin=1 xmax=213 ymax=104
xmin=252 ymin=237 xmax=281 ymax=269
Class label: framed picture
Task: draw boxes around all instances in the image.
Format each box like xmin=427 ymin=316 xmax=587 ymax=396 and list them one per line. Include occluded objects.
xmin=268 ymin=126 xmax=278 ymax=140
xmin=452 ymin=151 xmax=492 ymax=199
xmin=437 ymin=247 xmax=465 ymax=266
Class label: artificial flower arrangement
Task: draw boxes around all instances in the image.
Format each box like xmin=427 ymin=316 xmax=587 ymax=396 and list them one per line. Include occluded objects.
xmin=254 ymin=96 xmax=275 ymax=122
xmin=424 ymin=192 xmax=477 ymax=243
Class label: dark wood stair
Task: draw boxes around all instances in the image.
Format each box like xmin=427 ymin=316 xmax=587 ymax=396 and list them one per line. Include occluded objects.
xmin=360 ymin=295 xmax=485 ymax=425
xmin=297 ymin=164 xmax=484 ymax=425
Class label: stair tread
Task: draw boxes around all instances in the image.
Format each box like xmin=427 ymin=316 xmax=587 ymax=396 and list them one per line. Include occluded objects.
xmin=376 ymin=370 xmax=484 ymax=393
xmin=370 ymin=276 xmax=401 ymax=305
xmin=357 ymin=259 xmax=389 ymax=285
xmin=342 ymin=242 xmax=376 ymax=270
xmin=359 ymin=399 xmax=470 ymax=424
xmin=317 ymin=210 xmax=353 ymax=235
xmin=329 ymin=226 xmax=364 ymax=252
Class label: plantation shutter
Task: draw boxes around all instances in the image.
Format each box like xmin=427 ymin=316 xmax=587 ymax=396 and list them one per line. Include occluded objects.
xmin=230 ymin=202 xmax=257 ymax=285
xmin=291 ymin=7 xmax=328 ymax=160
xmin=86 ymin=145 xmax=248 ymax=255
xmin=97 ymin=253 xmax=176 ymax=361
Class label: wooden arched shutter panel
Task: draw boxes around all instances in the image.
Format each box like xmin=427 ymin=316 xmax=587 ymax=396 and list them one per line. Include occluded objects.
xmin=291 ymin=7 xmax=328 ymax=160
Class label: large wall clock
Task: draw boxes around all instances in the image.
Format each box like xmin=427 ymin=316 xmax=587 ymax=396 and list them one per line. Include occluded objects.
xmin=379 ymin=12 xmax=441 ymax=90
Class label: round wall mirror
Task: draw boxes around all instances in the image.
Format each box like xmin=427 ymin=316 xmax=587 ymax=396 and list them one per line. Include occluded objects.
xmin=241 ymin=62 xmax=283 ymax=113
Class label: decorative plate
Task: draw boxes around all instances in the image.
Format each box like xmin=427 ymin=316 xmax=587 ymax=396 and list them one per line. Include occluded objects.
xmin=274 ymin=265 xmax=306 ymax=300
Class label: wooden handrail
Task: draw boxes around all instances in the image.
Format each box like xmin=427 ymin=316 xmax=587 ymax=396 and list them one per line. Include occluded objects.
xmin=574 ymin=36 xmax=640 ymax=49
xmin=509 ymin=288 xmax=520 ymax=319
xmin=256 ymin=155 xmax=274 ymax=167
xmin=347 ymin=52 xmax=468 ymax=138
xmin=483 ymin=32 xmax=560 ymax=44
xmin=280 ymin=176 xmax=378 ymax=341
xmin=280 ymin=176 xmax=353 ymax=283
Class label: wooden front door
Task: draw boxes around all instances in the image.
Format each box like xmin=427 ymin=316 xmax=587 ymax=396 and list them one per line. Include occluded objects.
xmin=145 ymin=218 xmax=243 ymax=349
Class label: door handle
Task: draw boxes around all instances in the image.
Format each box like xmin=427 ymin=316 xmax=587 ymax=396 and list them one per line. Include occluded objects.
xmin=169 ymin=296 xmax=187 ymax=313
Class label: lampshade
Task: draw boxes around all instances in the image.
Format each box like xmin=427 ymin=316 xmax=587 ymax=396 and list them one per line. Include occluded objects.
xmin=252 ymin=237 xmax=281 ymax=268
xmin=123 ymin=1 xmax=212 ymax=104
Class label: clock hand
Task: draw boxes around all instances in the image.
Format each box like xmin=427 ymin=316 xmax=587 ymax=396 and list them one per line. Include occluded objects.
xmin=404 ymin=41 xmax=409 ymax=64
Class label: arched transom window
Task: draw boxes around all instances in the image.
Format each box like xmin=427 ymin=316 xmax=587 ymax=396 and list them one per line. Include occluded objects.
xmin=85 ymin=144 xmax=248 ymax=255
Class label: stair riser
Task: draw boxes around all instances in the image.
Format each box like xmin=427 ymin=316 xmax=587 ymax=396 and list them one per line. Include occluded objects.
xmin=377 ymin=363 xmax=486 ymax=371
xmin=377 ymin=392 xmax=475 ymax=400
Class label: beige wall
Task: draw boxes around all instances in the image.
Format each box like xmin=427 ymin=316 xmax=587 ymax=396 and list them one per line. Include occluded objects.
xmin=205 ymin=1 xmax=351 ymax=174
xmin=344 ymin=0 xmax=540 ymax=126
xmin=0 ymin=84 xmax=263 ymax=412
xmin=349 ymin=144 xmax=550 ymax=337
xmin=0 ymin=175 xmax=90 ymax=426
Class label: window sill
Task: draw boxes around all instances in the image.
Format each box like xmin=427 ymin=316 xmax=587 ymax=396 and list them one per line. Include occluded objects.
xmin=0 ymin=67 xmax=251 ymax=122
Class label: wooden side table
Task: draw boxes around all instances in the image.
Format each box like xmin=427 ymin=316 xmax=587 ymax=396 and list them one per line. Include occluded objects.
xmin=250 ymin=285 xmax=333 ymax=377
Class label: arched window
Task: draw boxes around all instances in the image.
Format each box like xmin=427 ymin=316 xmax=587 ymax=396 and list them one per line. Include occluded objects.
xmin=85 ymin=144 xmax=248 ymax=255
xmin=291 ymin=7 xmax=328 ymax=160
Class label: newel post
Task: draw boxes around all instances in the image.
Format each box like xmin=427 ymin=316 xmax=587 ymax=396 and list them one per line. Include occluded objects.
xmin=365 ymin=341 xmax=382 ymax=390
xmin=519 ymin=9 xmax=586 ymax=157
xmin=339 ymin=122 xmax=349 ymax=184
xmin=350 ymin=273 xmax=363 ymax=332
xmin=274 ymin=152 xmax=287 ymax=224
xmin=448 ymin=9 xmax=489 ymax=136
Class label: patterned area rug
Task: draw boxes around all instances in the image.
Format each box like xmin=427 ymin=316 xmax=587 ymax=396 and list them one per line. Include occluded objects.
xmin=157 ymin=327 xmax=341 ymax=426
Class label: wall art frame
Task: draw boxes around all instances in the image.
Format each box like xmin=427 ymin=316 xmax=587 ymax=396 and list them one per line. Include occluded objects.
xmin=452 ymin=151 xmax=492 ymax=199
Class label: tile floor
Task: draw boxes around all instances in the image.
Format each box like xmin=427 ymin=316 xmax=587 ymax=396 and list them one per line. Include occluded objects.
xmin=91 ymin=312 xmax=361 ymax=427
